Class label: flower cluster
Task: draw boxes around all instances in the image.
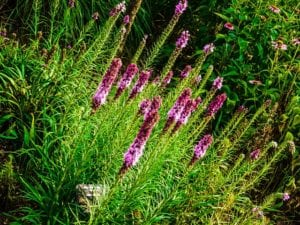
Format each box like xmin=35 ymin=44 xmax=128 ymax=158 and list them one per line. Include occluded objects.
xmin=68 ymin=0 xmax=75 ymax=8
xmin=203 ymin=43 xmax=215 ymax=55
xmin=250 ymin=148 xmax=260 ymax=160
xmin=176 ymin=30 xmax=190 ymax=49
xmin=206 ymin=93 xmax=227 ymax=117
xmin=189 ymin=134 xmax=213 ymax=165
xmin=92 ymin=58 xmax=122 ymax=112
xmin=172 ymin=97 xmax=202 ymax=133
xmin=123 ymin=15 xmax=130 ymax=25
xmin=119 ymin=97 xmax=162 ymax=175
xmin=180 ymin=65 xmax=192 ymax=79
xmin=283 ymin=192 xmax=290 ymax=201
xmin=129 ymin=70 xmax=152 ymax=99
xmin=174 ymin=0 xmax=188 ymax=16
xmin=269 ymin=5 xmax=280 ymax=14
xmin=224 ymin=22 xmax=234 ymax=30
xmin=109 ymin=1 xmax=126 ymax=17
xmin=212 ymin=76 xmax=223 ymax=90
xmin=115 ymin=63 xmax=139 ymax=99
xmin=92 ymin=12 xmax=99 ymax=21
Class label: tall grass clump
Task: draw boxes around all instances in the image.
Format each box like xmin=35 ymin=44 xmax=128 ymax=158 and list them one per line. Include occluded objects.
xmin=0 ymin=0 xmax=299 ymax=224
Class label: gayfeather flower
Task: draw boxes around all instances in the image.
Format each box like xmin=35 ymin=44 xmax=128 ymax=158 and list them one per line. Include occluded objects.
xmin=203 ymin=43 xmax=215 ymax=55
xmin=206 ymin=93 xmax=227 ymax=117
xmin=115 ymin=63 xmax=139 ymax=99
xmin=152 ymin=76 xmax=161 ymax=85
xmin=174 ymin=0 xmax=188 ymax=16
xmin=161 ymin=71 xmax=174 ymax=87
xmin=92 ymin=12 xmax=99 ymax=20
xmin=194 ymin=75 xmax=202 ymax=84
xmin=123 ymin=15 xmax=130 ymax=25
xmin=180 ymin=65 xmax=192 ymax=78
xmin=250 ymin=148 xmax=260 ymax=160
xmin=163 ymin=88 xmax=191 ymax=132
xmin=0 ymin=29 xmax=7 ymax=37
xmin=119 ymin=97 xmax=161 ymax=175
xmin=138 ymin=99 xmax=152 ymax=116
xmin=176 ymin=30 xmax=190 ymax=49
xmin=109 ymin=1 xmax=126 ymax=17
xmin=68 ymin=0 xmax=75 ymax=8
xmin=212 ymin=76 xmax=223 ymax=90
xmin=92 ymin=58 xmax=122 ymax=111
xmin=237 ymin=105 xmax=248 ymax=113
xmin=283 ymin=193 xmax=290 ymax=201
xmin=269 ymin=5 xmax=280 ymax=13
xmin=129 ymin=70 xmax=152 ymax=99
xmin=272 ymin=41 xmax=287 ymax=50
xmin=172 ymin=97 xmax=202 ymax=133
xmin=224 ymin=22 xmax=234 ymax=30
xmin=189 ymin=134 xmax=213 ymax=165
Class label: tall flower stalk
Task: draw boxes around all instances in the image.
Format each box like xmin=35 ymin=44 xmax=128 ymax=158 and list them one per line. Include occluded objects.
xmin=92 ymin=58 xmax=122 ymax=112
xmin=163 ymin=88 xmax=191 ymax=133
xmin=119 ymin=97 xmax=161 ymax=175
xmin=143 ymin=0 xmax=188 ymax=69
xmin=189 ymin=134 xmax=213 ymax=165
xmin=160 ymin=31 xmax=190 ymax=80
xmin=129 ymin=70 xmax=152 ymax=99
xmin=131 ymin=35 xmax=148 ymax=64
xmin=115 ymin=63 xmax=139 ymax=99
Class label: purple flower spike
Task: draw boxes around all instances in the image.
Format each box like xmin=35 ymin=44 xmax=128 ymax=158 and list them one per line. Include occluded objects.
xmin=180 ymin=65 xmax=192 ymax=79
xmin=115 ymin=63 xmax=139 ymax=99
xmin=119 ymin=97 xmax=161 ymax=175
xmin=92 ymin=58 xmax=122 ymax=111
xmin=206 ymin=93 xmax=227 ymax=117
xmin=172 ymin=97 xmax=202 ymax=133
xmin=68 ymin=0 xmax=75 ymax=8
xmin=162 ymin=71 xmax=174 ymax=87
xmin=207 ymin=93 xmax=227 ymax=116
xmin=203 ymin=43 xmax=215 ymax=55
xmin=176 ymin=30 xmax=190 ymax=49
xmin=163 ymin=88 xmax=192 ymax=132
xmin=212 ymin=76 xmax=223 ymax=90
xmin=109 ymin=1 xmax=126 ymax=17
xmin=283 ymin=193 xmax=290 ymax=201
xmin=272 ymin=41 xmax=288 ymax=50
xmin=129 ymin=70 xmax=152 ymax=99
xmin=175 ymin=0 xmax=188 ymax=16
xmin=224 ymin=22 xmax=234 ymax=30
xmin=138 ymin=99 xmax=152 ymax=117
xmin=123 ymin=15 xmax=130 ymax=25
xmin=190 ymin=134 xmax=213 ymax=165
xmin=250 ymin=148 xmax=260 ymax=160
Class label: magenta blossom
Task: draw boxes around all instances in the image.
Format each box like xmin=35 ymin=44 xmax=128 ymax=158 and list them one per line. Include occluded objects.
xmin=174 ymin=0 xmax=188 ymax=16
xmin=176 ymin=30 xmax=190 ymax=49
xmin=115 ymin=63 xmax=139 ymax=99
xmin=190 ymin=134 xmax=213 ymax=165
xmin=163 ymin=88 xmax=191 ymax=132
xmin=250 ymin=149 xmax=260 ymax=160
xmin=119 ymin=97 xmax=161 ymax=175
xmin=269 ymin=5 xmax=280 ymax=13
xmin=109 ymin=1 xmax=126 ymax=17
xmin=129 ymin=70 xmax=152 ymax=99
xmin=203 ymin=43 xmax=215 ymax=55
xmin=224 ymin=22 xmax=234 ymax=30
xmin=206 ymin=93 xmax=227 ymax=117
xmin=212 ymin=76 xmax=223 ymax=90
xmin=138 ymin=99 xmax=152 ymax=117
xmin=283 ymin=192 xmax=290 ymax=201
xmin=180 ymin=65 xmax=192 ymax=78
xmin=92 ymin=58 xmax=122 ymax=111
xmin=123 ymin=15 xmax=130 ymax=24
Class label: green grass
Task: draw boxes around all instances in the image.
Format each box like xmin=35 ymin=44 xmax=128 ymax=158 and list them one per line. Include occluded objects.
xmin=0 ymin=0 xmax=299 ymax=224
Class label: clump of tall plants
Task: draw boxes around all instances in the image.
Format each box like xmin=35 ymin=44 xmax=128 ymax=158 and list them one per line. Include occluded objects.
xmin=0 ymin=0 xmax=299 ymax=224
